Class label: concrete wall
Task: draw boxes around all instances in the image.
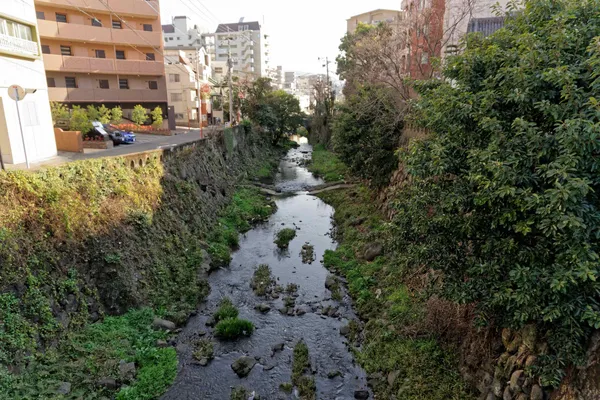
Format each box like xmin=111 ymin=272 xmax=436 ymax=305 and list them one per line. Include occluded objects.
xmin=0 ymin=0 xmax=58 ymax=164
xmin=54 ymin=128 xmax=83 ymax=152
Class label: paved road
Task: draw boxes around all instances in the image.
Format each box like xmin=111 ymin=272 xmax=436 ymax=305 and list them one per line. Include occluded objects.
xmin=6 ymin=127 xmax=219 ymax=171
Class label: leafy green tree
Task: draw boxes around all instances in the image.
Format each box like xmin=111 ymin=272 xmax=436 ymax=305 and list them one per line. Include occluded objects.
xmin=97 ymin=105 xmax=111 ymax=124
xmin=151 ymin=106 xmax=163 ymax=129
xmin=86 ymin=105 xmax=100 ymax=122
xmin=50 ymin=102 xmax=69 ymax=124
xmin=131 ymin=105 xmax=148 ymax=127
xmin=395 ymin=0 xmax=600 ymax=385
xmin=69 ymin=106 xmax=92 ymax=135
xmin=111 ymin=106 xmax=123 ymax=123
xmin=254 ymin=90 xmax=303 ymax=145
xmin=332 ymin=85 xmax=403 ymax=186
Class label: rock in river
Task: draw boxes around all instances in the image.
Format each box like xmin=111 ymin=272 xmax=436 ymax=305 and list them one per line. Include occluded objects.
xmin=355 ymin=389 xmax=370 ymax=399
xmin=152 ymin=318 xmax=176 ymax=331
xmin=231 ymin=356 xmax=257 ymax=378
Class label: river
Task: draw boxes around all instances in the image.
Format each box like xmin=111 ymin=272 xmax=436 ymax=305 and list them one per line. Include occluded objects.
xmin=162 ymin=144 xmax=369 ymax=400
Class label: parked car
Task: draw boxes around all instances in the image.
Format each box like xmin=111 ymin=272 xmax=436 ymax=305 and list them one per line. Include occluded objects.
xmin=91 ymin=122 xmax=136 ymax=145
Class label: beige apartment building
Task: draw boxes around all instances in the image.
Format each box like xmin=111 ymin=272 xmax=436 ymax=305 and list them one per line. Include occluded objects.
xmin=34 ymin=0 xmax=167 ymax=113
xmin=347 ymin=9 xmax=404 ymax=33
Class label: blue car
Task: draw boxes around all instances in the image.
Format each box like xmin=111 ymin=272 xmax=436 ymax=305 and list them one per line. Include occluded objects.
xmin=102 ymin=124 xmax=136 ymax=145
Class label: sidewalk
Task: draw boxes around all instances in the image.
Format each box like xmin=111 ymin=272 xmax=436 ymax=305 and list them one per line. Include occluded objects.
xmin=5 ymin=128 xmax=214 ymax=171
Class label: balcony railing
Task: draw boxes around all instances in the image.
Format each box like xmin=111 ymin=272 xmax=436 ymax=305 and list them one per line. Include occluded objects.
xmin=0 ymin=33 xmax=39 ymax=57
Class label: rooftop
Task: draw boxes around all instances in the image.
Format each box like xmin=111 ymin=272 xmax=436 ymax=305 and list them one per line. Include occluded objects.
xmin=216 ymin=21 xmax=261 ymax=33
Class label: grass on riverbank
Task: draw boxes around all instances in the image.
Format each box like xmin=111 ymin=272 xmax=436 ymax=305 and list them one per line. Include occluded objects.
xmin=318 ymin=186 xmax=475 ymax=400
xmin=0 ymin=308 xmax=176 ymax=400
xmin=308 ymin=144 xmax=348 ymax=182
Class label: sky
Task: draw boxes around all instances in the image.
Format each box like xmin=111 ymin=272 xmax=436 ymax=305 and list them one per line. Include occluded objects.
xmin=160 ymin=0 xmax=403 ymax=76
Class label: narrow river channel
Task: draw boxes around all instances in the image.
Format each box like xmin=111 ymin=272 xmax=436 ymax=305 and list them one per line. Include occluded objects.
xmin=162 ymin=144 xmax=369 ymax=400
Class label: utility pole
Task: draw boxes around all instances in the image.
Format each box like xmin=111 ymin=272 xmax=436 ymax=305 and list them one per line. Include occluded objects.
xmin=195 ymin=52 xmax=203 ymax=138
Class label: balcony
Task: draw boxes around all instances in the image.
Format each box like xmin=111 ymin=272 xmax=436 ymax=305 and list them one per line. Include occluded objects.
xmin=38 ymin=20 xmax=162 ymax=47
xmin=48 ymin=87 xmax=167 ymax=103
xmin=34 ymin=0 xmax=160 ymax=19
xmin=0 ymin=33 xmax=39 ymax=58
xmin=43 ymin=54 xmax=165 ymax=76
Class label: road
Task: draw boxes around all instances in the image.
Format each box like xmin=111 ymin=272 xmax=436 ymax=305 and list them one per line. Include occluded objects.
xmin=5 ymin=127 xmax=218 ymax=171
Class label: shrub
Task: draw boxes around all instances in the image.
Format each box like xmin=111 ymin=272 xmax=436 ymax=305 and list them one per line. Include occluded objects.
xmin=213 ymin=298 xmax=238 ymax=323
xmin=296 ymin=126 xmax=308 ymax=137
xmin=132 ymin=105 xmax=148 ymax=126
xmin=274 ymin=228 xmax=296 ymax=249
xmin=50 ymin=102 xmax=69 ymax=123
xmin=69 ymin=105 xmax=92 ymax=135
xmin=397 ymin=0 xmax=600 ymax=386
xmin=86 ymin=105 xmax=100 ymax=121
xmin=214 ymin=318 xmax=254 ymax=340
xmin=151 ymin=106 xmax=163 ymax=129
xmin=111 ymin=106 xmax=123 ymax=123
xmin=98 ymin=105 xmax=112 ymax=124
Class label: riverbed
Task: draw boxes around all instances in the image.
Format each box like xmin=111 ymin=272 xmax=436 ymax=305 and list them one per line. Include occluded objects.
xmin=162 ymin=144 xmax=369 ymax=400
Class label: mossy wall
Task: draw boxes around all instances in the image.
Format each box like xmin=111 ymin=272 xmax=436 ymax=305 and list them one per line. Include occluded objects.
xmin=0 ymin=128 xmax=274 ymax=369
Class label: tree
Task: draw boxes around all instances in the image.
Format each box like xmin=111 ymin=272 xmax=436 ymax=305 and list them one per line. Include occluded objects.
xmin=86 ymin=105 xmax=100 ymax=122
xmin=254 ymin=90 xmax=303 ymax=145
xmin=69 ymin=106 xmax=92 ymax=135
xmin=394 ymin=0 xmax=600 ymax=385
xmin=50 ymin=102 xmax=69 ymax=124
xmin=131 ymin=105 xmax=148 ymax=127
xmin=332 ymin=86 xmax=404 ymax=186
xmin=97 ymin=105 xmax=111 ymax=124
xmin=309 ymin=78 xmax=335 ymax=147
xmin=151 ymin=106 xmax=163 ymax=129
xmin=111 ymin=106 xmax=123 ymax=123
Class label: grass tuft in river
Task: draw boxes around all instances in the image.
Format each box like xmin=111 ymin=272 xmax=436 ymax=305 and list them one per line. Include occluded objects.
xmin=274 ymin=228 xmax=297 ymax=249
xmin=251 ymin=264 xmax=275 ymax=296
xmin=292 ymin=341 xmax=316 ymax=400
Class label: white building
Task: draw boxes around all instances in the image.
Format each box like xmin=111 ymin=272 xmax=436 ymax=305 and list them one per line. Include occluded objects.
xmin=0 ymin=0 xmax=57 ymax=165
xmin=267 ymin=65 xmax=284 ymax=89
xmin=284 ymin=71 xmax=297 ymax=93
xmin=162 ymin=17 xmax=216 ymax=61
xmin=214 ymin=21 xmax=269 ymax=78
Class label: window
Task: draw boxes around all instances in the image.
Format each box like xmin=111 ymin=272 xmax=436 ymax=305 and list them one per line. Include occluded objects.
xmin=148 ymin=81 xmax=158 ymax=90
xmin=46 ymin=77 xmax=55 ymax=88
xmin=188 ymin=35 xmax=192 ymax=39
xmin=214 ymin=67 xmax=223 ymax=74
xmin=145 ymin=53 xmax=155 ymax=61
xmin=95 ymin=49 xmax=106 ymax=58
xmin=92 ymin=18 xmax=102 ymax=27
xmin=176 ymin=37 xmax=180 ymax=40
xmin=115 ymin=50 xmax=125 ymax=59
xmin=65 ymin=77 xmax=77 ymax=88
xmin=112 ymin=20 xmax=122 ymax=29
xmin=41 ymin=45 xmax=50 ymax=54
xmin=0 ymin=18 xmax=34 ymax=41
xmin=143 ymin=24 xmax=153 ymax=32
xmin=119 ymin=79 xmax=129 ymax=89
xmin=99 ymin=79 xmax=109 ymax=89
xmin=60 ymin=45 xmax=71 ymax=56
xmin=169 ymin=74 xmax=180 ymax=83
xmin=56 ymin=13 xmax=67 ymax=23
xmin=36 ymin=11 xmax=45 ymax=20
xmin=175 ymin=113 xmax=184 ymax=120
xmin=171 ymin=93 xmax=182 ymax=102
xmin=421 ymin=52 xmax=429 ymax=65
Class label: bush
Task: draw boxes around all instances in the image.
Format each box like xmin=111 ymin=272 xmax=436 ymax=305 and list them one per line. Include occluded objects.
xmin=214 ymin=318 xmax=254 ymax=340
xmin=309 ymin=144 xmax=348 ymax=182
xmin=296 ymin=126 xmax=308 ymax=137
xmin=111 ymin=106 xmax=123 ymax=123
xmin=69 ymin=105 xmax=92 ymax=135
xmin=132 ymin=105 xmax=148 ymax=126
xmin=213 ymin=298 xmax=238 ymax=323
xmin=50 ymin=102 xmax=69 ymax=123
xmin=398 ymin=0 xmax=600 ymax=386
xmin=98 ymin=105 xmax=112 ymax=124
xmin=151 ymin=106 xmax=163 ymax=129
xmin=274 ymin=228 xmax=296 ymax=249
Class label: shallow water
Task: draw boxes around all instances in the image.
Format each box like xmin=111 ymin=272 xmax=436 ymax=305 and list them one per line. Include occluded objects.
xmin=162 ymin=144 xmax=369 ymax=400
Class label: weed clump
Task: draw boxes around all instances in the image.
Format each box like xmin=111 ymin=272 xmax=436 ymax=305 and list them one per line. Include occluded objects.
xmin=292 ymin=341 xmax=315 ymax=399
xmin=274 ymin=228 xmax=297 ymax=249
xmin=215 ymin=318 xmax=254 ymax=340
xmin=213 ymin=298 xmax=239 ymax=323
xmin=251 ymin=264 xmax=275 ymax=296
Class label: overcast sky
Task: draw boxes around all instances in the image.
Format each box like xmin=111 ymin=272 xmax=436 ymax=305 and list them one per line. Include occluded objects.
xmin=160 ymin=0 xmax=402 ymax=76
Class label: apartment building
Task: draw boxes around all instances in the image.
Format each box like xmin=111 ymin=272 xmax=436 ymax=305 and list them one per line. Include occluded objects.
xmin=161 ymin=16 xmax=216 ymax=61
xmin=215 ymin=21 xmax=269 ymax=78
xmin=0 ymin=0 xmax=57 ymax=165
xmin=267 ymin=65 xmax=283 ymax=89
xmin=164 ymin=47 xmax=211 ymax=127
xmin=35 ymin=0 xmax=168 ymax=113
xmin=347 ymin=9 xmax=404 ymax=33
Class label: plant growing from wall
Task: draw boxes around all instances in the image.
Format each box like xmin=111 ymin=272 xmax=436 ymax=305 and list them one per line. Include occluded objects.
xmin=69 ymin=106 xmax=92 ymax=135
xmin=111 ymin=106 xmax=123 ymax=123
xmin=132 ymin=105 xmax=148 ymax=127
xmin=151 ymin=106 xmax=163 ymax=129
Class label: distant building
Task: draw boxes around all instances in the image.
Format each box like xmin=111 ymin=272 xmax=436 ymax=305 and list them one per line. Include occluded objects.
xmin=0 ymin=0 xmax=57 ymax=165
xmin=284 ymin=71 xmax=297 ymax=93
xmin=467 ymin=16 xmax=505 ymax=37
xmin=267 ymin=65 xmax=283 ymax=89
xmin=347 ymin=9 xmax=404 ymax=33
xmin=215 ymin=21 xmax=269 ymax=78
xmin=161 ymin=16 xmax=216 ymax=61
xmin=36 ymin=0 xmax=168 ymax=112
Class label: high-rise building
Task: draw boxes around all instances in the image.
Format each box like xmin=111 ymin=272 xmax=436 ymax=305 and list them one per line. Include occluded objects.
xmin=214 ymin=21 xmax=269 ymax=78
xmin=35 ymin=0 xmax=168 ymax=113
xmin=0 ymin=0 xmax=57 ymax=165
xmin=267 ymin=65 xmax=283 ymax=89
xmin=161 ymin=16 xmax=216 ymax=61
